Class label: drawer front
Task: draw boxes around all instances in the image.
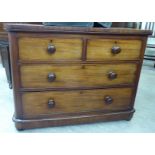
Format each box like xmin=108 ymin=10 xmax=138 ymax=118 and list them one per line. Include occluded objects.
xmin=18 ymin=37 xmax=82 ymax=61
xmin=20 ymin=63 xmax=137 ymax=88
xmin=22 ymin=88 xmax=133 ymax=118
xmin=87 ymin=39 xmax=142 ymax=60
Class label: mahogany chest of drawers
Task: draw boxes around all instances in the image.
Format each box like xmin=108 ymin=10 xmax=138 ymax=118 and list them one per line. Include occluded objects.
xmin=5 ymin=24 xmax=151 ymax=130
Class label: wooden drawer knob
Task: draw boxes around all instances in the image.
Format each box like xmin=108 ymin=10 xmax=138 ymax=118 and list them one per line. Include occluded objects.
xmin=111 ymin=46 xmax=121 ymax=54
xmin=47 ymin=73 xmax=56 ymax=82
xmin=104 ymin=96 xmax=113 ymax=104
xmin=47 ymin=44 xmax=56 ymax=54
xmin=108 ymin=71 xmax=117 ymax=80
xmin=48 ymin=99 xmax=55 ymax=108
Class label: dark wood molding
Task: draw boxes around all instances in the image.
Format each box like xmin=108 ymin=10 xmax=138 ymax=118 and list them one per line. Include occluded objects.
xmin=8 ymin=32 xmax=23 ymax=118
xmin=16 ymin=32 xmax=149 ymax=40
xmin=13 ymin=109 xmax=135 ymax=130
xmin=20 ymin=84 xmax=135 ymax=92
xmin=18 ymin=108 xmax=134 ymax=120
xmin=18 ymin=60 xmax=140 ymax=65
xmin=4 ymin=24 xmax=152 ymax=36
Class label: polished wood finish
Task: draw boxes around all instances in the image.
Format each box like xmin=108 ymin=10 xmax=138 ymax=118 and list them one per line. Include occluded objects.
xmin=5 ymin=23 xmax=152 ymax=35
xmin=22 ymin=88 xmax=133 ymax=119
xmin=8 ymin=32 xmax=23 ymax=118
xmin=87 ymin=39 xmax=142 ymax=60
xmin=5 ymin=24 xmax=151 ymax=130
xmin=13 ymin=109 xmax=135 ymax=130
xmin=18 ymin=37 xmax=82 ymax=61
xmin=20 ymin=63 xmax=137 ymax=88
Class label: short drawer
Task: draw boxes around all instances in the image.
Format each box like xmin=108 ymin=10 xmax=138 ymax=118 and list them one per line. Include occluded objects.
xmin=87 ymin=39 xmax=142 ymax=60
xmin=22 ymin=88 xmax=133 ymax=119
xmin=20 ymin=63 xmax=137 ymax=88
xmin=18 ymin=37 xmax=82 ymax=61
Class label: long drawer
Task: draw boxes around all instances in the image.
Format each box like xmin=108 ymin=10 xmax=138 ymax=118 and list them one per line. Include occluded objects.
xmin=20 ymin=63 xmax=138 ymax=88
xmin=22 ymin=87 xmax=133 ymax=119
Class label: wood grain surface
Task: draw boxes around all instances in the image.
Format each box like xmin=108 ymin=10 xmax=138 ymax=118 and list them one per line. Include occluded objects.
xmin=87 ymin=39 xmax=142 ymax=60
xmin=18 ymin=37 xmax=82 ymax=61
xmin=6 ymin=24 xmax=150 ymax=130
xmin=13 ymin=109 xmax=135 ymax=130
xmin=5 ymin=23 xmax=152 ymax=36
xmin=20 ymin=63 xmax=137 ymax=88
xmin=22 ymin=87 xmax=133 ymax=118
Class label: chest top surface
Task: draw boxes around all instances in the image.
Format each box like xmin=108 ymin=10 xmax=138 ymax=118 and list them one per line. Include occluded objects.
xmin=5 ymin=23 xmax=152 ymax=36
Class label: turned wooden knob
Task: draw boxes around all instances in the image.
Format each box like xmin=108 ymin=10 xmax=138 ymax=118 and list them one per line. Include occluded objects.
xmin=48 ymin=99 xmax=55 ymax=108
xmin=108 ymin=71 xmax=117 ymax=80
xmin=111 ymin=46 xmax=121 ymax=54
xmin=104 ymin=96 xmax=113 ymax=104
xmin=47 ymin=44 xmax=56 ymax=54
xmin=47 ymin=73 xmax=56 ymax=82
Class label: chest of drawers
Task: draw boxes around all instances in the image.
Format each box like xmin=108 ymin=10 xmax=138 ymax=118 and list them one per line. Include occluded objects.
xmin=5 ymin=24 xmax=151 ymax=130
